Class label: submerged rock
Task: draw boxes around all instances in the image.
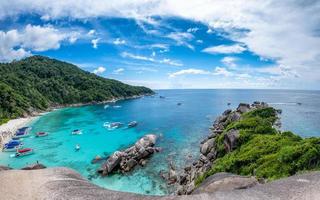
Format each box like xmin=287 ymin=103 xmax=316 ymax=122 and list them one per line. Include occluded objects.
xmin=98 ymin=134 xmax=159 ymax=176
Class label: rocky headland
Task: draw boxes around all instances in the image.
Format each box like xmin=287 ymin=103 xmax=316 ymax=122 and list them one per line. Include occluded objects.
xmin=163 ymin=102 xmax=320 ymax=195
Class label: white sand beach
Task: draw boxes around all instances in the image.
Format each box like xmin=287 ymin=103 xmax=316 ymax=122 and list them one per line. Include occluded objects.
xmin=0 ymin=116 xmax=38 ymax=148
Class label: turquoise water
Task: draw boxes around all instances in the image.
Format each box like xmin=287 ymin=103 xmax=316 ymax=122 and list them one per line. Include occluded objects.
xmin=1 ymin=89 xmax=320 ymax=195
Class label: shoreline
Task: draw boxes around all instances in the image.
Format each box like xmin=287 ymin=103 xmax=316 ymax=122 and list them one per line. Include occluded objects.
xmin=0 ymin=94 xmax=151 ymax=148
xmin=0 ymin=116 xmax=38 ymax=149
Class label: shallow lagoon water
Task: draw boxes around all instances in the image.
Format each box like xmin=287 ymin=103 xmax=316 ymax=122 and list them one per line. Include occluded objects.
xmin=1 ymin=89 xmax=320 ymax=195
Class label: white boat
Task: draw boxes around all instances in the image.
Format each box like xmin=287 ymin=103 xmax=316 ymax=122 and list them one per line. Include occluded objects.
xmin=103 ymin=122 xmax=123 ymax=129
xmin=128 ymin=121 xmax=138 ymax=128
xmin=15 ymin=148 xmax=33 ymax=157
xmin=71 ymin=129 xmax=82 ymax=135
xmin=75 ymin=144 xmax=80 ymax=151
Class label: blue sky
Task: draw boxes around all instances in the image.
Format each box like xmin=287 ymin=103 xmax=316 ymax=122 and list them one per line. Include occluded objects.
xmin=0 ymin=1 xmax=319 ymax=89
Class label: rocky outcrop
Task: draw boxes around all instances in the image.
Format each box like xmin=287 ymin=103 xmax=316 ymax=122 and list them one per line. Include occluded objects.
xmin=98 ymin=134 xmax=160 ymax=176
xmin=21 ymin=163 xmax=46 ymax=170
xmin=192 ymin=173 xmax=258 ymax=194
xmin=0 ymin=165 xmax=12 ymax=171
xmin=174 ymin=102 xmax=270 ymax=195
xmin=224 ymin=129 xmax=240 ymax=152
xmin=0 ymin=167 xmax=320 ymax=200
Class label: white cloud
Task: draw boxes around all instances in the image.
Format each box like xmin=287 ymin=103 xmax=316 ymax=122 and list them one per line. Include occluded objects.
xmin=202 ymin=44 xmax=246 ymax=54
xmin=196 ymin=40 xmax=203 ymax=44
xmin=221 ymin=56 xmax=237 ymax=68
xmin=121 ymin=52 xmax=155 ymax=62
xmin=169 ymin=68 xmax=210 ymax=78
xmin=112 ymin=68 xmax=124 ymax=74
xmin=87 ymin=29 xmax=95 ymax=36
xmin=160 ymin=58 xmax=182 ymax=67
xmin=207 ymin=29 xmax=213 ymax=34
xmin=167 ymin=32 xmax=194 ymax=50
xmin=212 ymin=67 xmax=233 ymax=76
xmin=121 ymin=51 xmax=182 ymax=66
xmin=93 ymin=66 xmax=106 ymax=74
xmin=91 ymin=38 xmax=100 ymax=49
xmin=0 ymin=24 xmax=76 ymax=62
xmin=187 ymin=27 xmax=199 ymax=33
xmin=113 ymin=38 xmax=126 ymax=45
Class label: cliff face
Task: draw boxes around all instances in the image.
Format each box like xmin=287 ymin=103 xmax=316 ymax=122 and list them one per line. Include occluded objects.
xmin=0 ymin=167 xmax=319 ymax=200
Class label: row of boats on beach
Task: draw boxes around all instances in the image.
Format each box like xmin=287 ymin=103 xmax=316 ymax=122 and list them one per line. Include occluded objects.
xmin=2 ymin=127 xmax=35 ymax=157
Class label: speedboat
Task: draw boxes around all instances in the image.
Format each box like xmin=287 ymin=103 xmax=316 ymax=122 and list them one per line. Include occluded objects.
xmin=75 ymin=144 xmax=80 ymax=151
xmin=71 ymin=129 xmax=82 ymax=135
xmin=103 ymin=122 xmax=123 ymax=129
xmin=35 ymin=132 xmax=48 ymax=137
xmin=128 ymin=121 xmax=138 ymax=128
xmin=15 ymin=148 xmax=33 ymax=157
xmin=14 ymin=127 xmax=31 ymax=138
xmin=2 ymin=141 xmax=22 ymax=152
xmin=110 ymin=122 xmax=123 ymax=128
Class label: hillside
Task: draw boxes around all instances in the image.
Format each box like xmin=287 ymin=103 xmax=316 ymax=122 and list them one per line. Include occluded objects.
xmin=0 ymin=56 xmax=154 ymax=124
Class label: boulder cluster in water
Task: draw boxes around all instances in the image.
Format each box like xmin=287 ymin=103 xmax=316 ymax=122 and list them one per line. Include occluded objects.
xmin=97 ymin=134 xmax=161 ymax=176
xmin=167 ymin=102 xmax=271 ymax=195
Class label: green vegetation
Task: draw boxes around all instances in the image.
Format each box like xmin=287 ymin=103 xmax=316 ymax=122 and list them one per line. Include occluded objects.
xmin=196 ymin=107 xmax=320 ymax=185
xmin=0 ymin=56 xmax=154 ymax=124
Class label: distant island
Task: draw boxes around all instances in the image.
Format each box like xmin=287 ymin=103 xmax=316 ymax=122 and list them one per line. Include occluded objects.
xmin=0 ymin=56 xmax=154 ymax=124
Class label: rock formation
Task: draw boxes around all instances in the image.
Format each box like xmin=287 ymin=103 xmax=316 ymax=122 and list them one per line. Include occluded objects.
xmin=174 ymin=102 xmax=269 ymax=194
xmin=98 ymin=134 xmax=160 ymax=176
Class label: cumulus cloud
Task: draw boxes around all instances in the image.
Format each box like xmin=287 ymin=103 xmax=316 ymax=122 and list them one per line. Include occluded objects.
xmin=113 ymin=38 xmax=126 ymax=45
xmin=169 ymin=68 xmax=210 ymax=78
xmin=93 ymin=66 xmax=106 ymax=74
xmin=0 ymin=24 xmax=76 ymax=62
xmin=91 ymin=38 xmax=100 ymax=49
xmin=112 ymin=68 xmax=124 ymax=74
xmin=202 ymin=44 xmax=246 ymax=54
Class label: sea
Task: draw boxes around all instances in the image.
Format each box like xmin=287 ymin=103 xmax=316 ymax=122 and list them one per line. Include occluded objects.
xmin=1 ymin=89 xmax=320 ymax=195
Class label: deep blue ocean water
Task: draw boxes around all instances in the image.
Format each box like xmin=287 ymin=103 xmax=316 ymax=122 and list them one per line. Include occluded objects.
xmin=1 ymin=89 xmax=320 ymax=195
